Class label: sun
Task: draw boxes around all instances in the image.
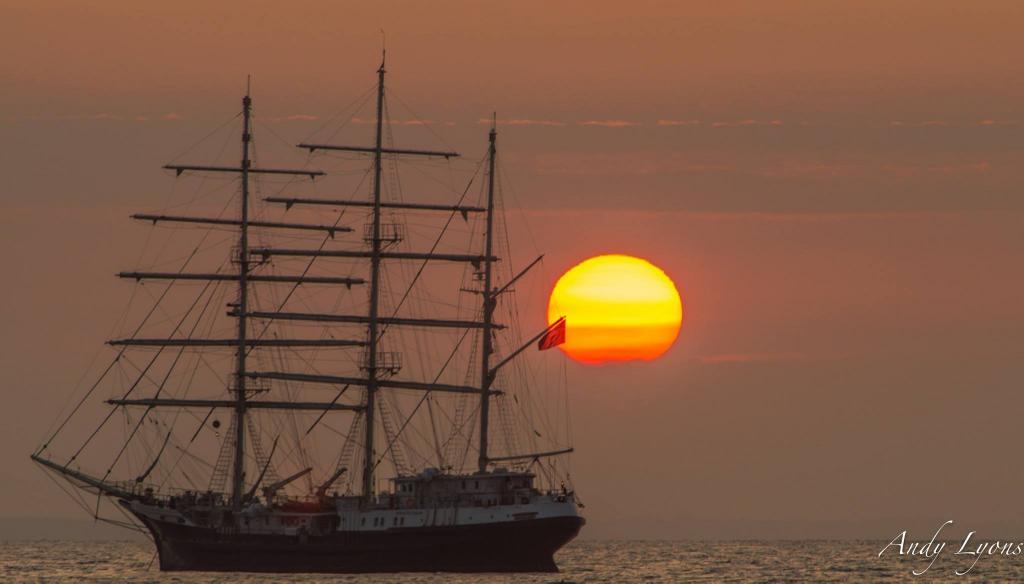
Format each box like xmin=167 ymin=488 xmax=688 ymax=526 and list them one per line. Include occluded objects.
xmin=547 ymin=254 xmax=683 ymax=364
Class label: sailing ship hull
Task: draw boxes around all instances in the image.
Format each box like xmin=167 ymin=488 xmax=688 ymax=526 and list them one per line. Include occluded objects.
xmin=137 ymin=513 xmax=584 ymax=573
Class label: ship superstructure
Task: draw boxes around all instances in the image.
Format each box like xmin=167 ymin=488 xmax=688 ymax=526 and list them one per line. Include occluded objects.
xmin=31 ymin=60 xmax=582 ymax=573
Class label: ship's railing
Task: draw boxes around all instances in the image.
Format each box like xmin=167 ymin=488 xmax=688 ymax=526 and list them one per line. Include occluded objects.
xmin=230 ymin=376 xmax=271 ymax=395
xmin=363 ymin=222 xmax=404 ymax=245
xmin=109 ymin=479 xmax=229 ymax=506
xmin=359 ymin=351 xmax=402 ymax=375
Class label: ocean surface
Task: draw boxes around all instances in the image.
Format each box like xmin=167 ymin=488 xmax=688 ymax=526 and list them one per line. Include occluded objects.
xmin=3 ymin=540 xmax=1023 ymax=582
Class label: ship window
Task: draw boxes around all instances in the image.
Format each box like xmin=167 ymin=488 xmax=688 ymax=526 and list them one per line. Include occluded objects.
xmin=461 ymin=480 xmax=466 ymax=489
xmin=474 ymin=480 xmax=479 ymax=489
xmin=393 ymin=516 xmax=398 ymax=526
xmin=361 ymin=517 xmax=365 ymax=526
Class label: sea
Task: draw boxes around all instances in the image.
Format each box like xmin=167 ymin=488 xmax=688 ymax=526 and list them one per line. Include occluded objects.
xmin=2 ymin=540 xmax=1022 ymax=582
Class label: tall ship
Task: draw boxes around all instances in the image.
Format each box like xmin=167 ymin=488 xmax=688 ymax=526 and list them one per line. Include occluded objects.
xmin=31 ymin=59 xmax=584 ymax=573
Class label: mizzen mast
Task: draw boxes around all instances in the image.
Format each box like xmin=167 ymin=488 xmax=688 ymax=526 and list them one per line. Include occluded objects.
xmin=478 ymin=117 xmax=498 ymax=472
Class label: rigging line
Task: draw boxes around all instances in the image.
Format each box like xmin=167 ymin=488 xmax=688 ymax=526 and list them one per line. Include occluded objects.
xmin=104 ymin=496 xmax=151 ymax=537
xmin=42 ymin=164 xmax=243 ymax=456
xmin=38 ymin=245 xmax=218 ymax=457
xmin=156 ymin=407 xmax=215 ymax=491
xmin=149 ymin=285 xmax=224 ymax=488
xmin=242 ymin=167 xmax=372 ymax=355
xmin=160 ymin=179 xmax=237 ymax=214
xmin=166 ymin=112 xmax=243 ymax=165
xmin=309 ymin=84 xmax=378 ymax=145
xmin=456 ymin=407 xmax=481 ymax=472
xmin=249 ymin=111 xmax=308 ymax=214
xmin=377 ymin=154 xmax=486 ymax=344
xmin=497 ymin=156 xmax=543 ymax=264
xmin=35 ymin=340 xmax=115 ymax=451
xmin=385 ymin=88 xmax=459 ymax=156
xmin=371 ymin=326 xmax=472 ymax=472
xmin=254 ymin=115 xmax=306 ymax=154
xmin=393 ymin=158 xmax=469 ymax=195
xmin=37 ymin=465 xmax=95 ymax=519
xmin=100 ymin=274 xmax=221 ymax=483
xmin=172 ymin=443 xmax=216 ymax=470
xmin=425 ymin=393 xmax=445 ymax=468
xmin=67 ymin=275 xmax=217 ymax=466
xmin=304 ymin=386 xmax=351 ymax=435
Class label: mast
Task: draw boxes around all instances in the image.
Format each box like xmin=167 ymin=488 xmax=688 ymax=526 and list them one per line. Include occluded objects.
xmin=478 ymin=117 xmax=498 ymax=472
xmin=231 ymin=88 xmax=253 ymax=511
xmin=362 ymin=57 xmax=386 ymax=502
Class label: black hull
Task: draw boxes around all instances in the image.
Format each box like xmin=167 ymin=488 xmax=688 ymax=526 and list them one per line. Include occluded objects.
xmin=137 ymin=515 xmax=584 ymax=573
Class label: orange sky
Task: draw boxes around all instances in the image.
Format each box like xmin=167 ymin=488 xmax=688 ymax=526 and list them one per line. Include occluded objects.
xmin=3 ymin=1 xmax=1024 ymax=539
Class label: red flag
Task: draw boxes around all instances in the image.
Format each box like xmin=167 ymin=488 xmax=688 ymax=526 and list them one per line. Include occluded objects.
xmin=538 ymin=317 xmax=566 ymax=351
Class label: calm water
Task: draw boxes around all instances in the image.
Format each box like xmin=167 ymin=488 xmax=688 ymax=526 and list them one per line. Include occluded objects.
xmin=2 ymin=540 xmax=1022 ymax=582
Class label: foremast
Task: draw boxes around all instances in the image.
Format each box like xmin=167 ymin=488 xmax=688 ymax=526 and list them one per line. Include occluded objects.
xmin=231 ymin=90 xmax=253 ymax=512
xmin=30 ymin=87 xmax=364 ymax=510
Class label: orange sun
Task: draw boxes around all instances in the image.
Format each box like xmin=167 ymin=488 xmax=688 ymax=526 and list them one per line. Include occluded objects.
xmin=547 ymin=254 xmax=683 ymax=364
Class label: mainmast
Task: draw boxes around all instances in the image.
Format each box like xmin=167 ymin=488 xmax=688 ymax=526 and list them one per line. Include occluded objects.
xmin=362 ymin=58 xmax=386 ymax=502
xmin=231 ymin=89 xmax=253 ymax=511
xmin=478 ymin=118 xmax=498 ymax=472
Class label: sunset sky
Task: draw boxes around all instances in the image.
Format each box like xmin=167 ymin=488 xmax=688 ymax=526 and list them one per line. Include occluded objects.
xmin=3 ymin=1 xmax=1024 ymax=539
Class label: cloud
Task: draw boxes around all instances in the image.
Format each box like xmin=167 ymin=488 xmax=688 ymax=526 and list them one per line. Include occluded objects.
xmin=877 ymin=160 xmax=992 ymax=178
xmin=978 ymin=119 xmax=1017 ymax=126
xmin=711 ymin=119 xmax=783 ymax=127
xmin=90 ymin=113 xmax=122 ymax=121
xmin=889 ymin=120 xmax=948 ymax=127
xmin=352 ymin=116 xmax=446 ymax=126
xmin=656 ymin=119 xmax=701 ymax=126
xmin=696 ymin=352 xmax=805 ymax=364
xmin=480 ymin=118 xmax=566 ymax=127
xmin=134 ymin=115 xmax=149 ymax=122
xmin=576 ymin=119 xmax=640 ymax=127
xmin=926 ymin=161 xmax=991 ymax=174
xmin=529 ymin=152 xmax=732 ymax=176
xmin=265 ymin=113 xmax=319 ymax=122
xmin=161 ymin=112 xmax=184 ymax=121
